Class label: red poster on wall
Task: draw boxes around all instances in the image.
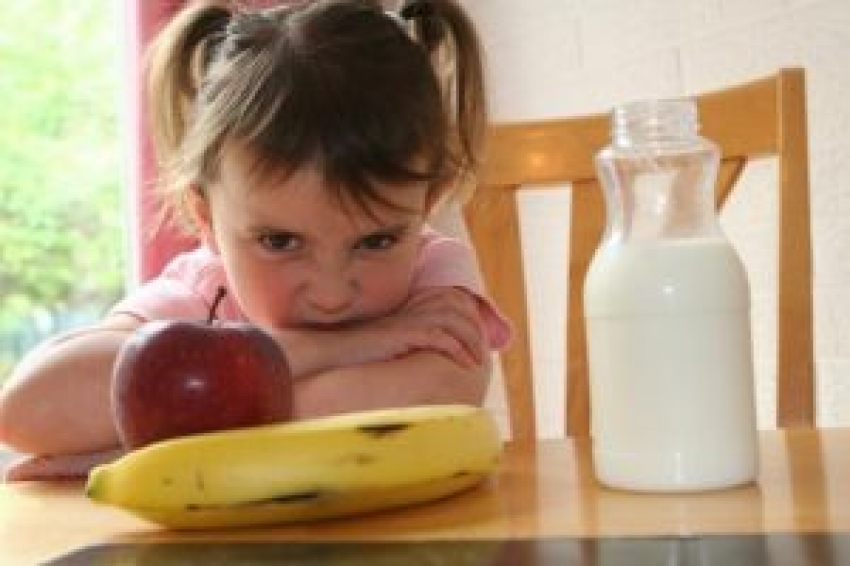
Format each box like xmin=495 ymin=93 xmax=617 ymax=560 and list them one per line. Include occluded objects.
xmin=128 ymin=0 xmax=197 ymax=284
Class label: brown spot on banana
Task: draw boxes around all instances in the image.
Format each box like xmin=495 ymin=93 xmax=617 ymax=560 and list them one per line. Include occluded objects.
xmin=356 ymin=423 xmax=409 ymax=437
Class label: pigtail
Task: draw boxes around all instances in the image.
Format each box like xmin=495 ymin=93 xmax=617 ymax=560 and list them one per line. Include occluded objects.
xmin=401 ymin=0 xmax=487 ymax=200
xmin=146 ymin=1 xmax=232 ymax=169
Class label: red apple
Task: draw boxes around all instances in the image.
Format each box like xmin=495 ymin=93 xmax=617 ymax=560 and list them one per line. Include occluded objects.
xmin=111 ymin=290 xmax=292 ymax=449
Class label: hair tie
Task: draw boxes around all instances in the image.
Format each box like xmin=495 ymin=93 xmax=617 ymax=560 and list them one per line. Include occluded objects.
xmin=400 ymin=0 xmax=434 ymax=20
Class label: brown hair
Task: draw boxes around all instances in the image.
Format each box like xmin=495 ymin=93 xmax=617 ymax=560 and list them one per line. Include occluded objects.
xmin=146 ymin=0 xmax=486 ymax=232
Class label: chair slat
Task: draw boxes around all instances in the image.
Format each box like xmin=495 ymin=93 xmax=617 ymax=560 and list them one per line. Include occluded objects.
xmin=566 ymin=180 xmax=605 ymax=437
xmin=465 ymin=187 xmax=537 ymax=441
xmin=776 ymin=69 xmax=815 ymax=428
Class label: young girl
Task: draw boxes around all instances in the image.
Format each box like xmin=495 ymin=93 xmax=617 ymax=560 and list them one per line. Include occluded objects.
xmin=0 ymin=0 xmax=510 ymax=480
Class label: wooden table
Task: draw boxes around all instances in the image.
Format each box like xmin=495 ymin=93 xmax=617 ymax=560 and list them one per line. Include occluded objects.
xmin=1 ymin=428 xmax=848 ymax=564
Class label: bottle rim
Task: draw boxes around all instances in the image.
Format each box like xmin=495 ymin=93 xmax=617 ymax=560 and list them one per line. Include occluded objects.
xmin=611 ymin=97 xmax=699 ymax=146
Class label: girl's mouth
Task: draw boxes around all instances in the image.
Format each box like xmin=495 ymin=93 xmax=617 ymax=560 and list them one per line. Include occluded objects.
xmin=300 ymin=319 xmax=360 ymax=332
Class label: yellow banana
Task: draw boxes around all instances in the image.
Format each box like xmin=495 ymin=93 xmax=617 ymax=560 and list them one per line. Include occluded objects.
xmin=86 ymin=404 xmax=502 ymax=529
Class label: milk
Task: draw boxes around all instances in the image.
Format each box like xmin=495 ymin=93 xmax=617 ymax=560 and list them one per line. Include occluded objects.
xmin=584 ymin=237 xmax=758 ymax=491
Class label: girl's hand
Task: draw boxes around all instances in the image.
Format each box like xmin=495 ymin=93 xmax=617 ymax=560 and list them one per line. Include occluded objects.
xmin=366 ymin=286 xmax=486 ymax=368
xmin=279 ymin=287 xmax=487 ymax=376
xmin=3 ymin=448 xmax=125 ymax=482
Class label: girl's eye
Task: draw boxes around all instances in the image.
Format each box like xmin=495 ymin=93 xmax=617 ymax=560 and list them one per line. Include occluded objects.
xmin=258 ymin=232 xmax=301 ymax=252
xmin=358 ymin=233 xmax=398 ymax=251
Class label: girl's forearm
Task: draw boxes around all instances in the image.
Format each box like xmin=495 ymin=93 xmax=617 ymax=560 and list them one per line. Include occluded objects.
xmin=270 ymin=327 xmax=396 ymax=377
xmin=291 ymin=350 xmax=490 ymax=420
xmin=0 ymin=327 xmax=133 ymax=455
xmin=0 ymin=318 xmax=490 ymax=456
xmin=268 ymin=328 xmax=334 ymax=378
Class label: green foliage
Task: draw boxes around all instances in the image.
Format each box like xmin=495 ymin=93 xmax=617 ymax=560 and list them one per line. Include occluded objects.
xmin=0 ymin=2 xmax=125 ymax=379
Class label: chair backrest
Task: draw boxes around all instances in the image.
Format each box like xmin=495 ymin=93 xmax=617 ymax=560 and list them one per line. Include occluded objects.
xmin=464 ymin=68 xmax=814 ymax=441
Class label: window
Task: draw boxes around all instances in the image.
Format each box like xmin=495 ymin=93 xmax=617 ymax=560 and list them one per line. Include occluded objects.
xmin=0 ymin=2 xmax=125 ymax=384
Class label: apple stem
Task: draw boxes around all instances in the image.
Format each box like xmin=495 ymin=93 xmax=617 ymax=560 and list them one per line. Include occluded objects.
xmin=209 ymin=286 xmax=227 ymax=324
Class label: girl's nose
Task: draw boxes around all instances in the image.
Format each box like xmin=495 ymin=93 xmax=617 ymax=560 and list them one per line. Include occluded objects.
xmin=305 ymin=271 xmax=357 ymax=316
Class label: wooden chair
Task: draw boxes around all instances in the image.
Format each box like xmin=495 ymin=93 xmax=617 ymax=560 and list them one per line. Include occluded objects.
xmin=464 ymin=68 xmax=814 ymax=441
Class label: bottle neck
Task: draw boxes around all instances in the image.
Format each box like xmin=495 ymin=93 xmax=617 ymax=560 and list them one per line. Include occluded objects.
xmin=613 ymin=98 xmax=700 ymax=148
xmin=597 ymin=97 xmax=722 ymax=243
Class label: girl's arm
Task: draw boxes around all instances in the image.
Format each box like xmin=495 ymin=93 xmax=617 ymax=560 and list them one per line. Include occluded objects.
xmin=0 ymin=314 xmax=143 ymax=455
xmin=293 ymin=349 xmax=490 ymax=420
xmin=276 ymin=286 xmax=494 ymax=418
xmin=272 ymin=286 xmax=488 ymax=378
xmin=1 ymin=288 xmax=494 ymax=480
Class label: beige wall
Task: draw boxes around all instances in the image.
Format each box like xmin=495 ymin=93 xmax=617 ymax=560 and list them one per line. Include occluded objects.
xmin=460 ymin=0 xmax=850 ymax=437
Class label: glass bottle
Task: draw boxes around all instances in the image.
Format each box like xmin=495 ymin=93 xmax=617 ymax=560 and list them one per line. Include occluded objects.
xmin=583 ymin=98 xmax=758 ymax=491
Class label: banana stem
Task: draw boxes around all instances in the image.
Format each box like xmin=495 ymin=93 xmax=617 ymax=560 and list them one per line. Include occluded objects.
xmin=208 ymin=287 xmax=227 ymax=324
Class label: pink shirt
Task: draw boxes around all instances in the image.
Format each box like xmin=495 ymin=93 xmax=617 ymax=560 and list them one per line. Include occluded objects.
xmin=111 ymin=228 xmax=511 ymax=350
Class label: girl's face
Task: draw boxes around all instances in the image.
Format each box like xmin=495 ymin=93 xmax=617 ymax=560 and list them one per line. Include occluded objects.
xmin=191 ymin=146 xmax=430 ymax=332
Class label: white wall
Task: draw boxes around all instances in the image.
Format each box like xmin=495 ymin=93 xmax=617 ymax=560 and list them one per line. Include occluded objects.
xmin=460 ymin=0 xmax=850 ymax=437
